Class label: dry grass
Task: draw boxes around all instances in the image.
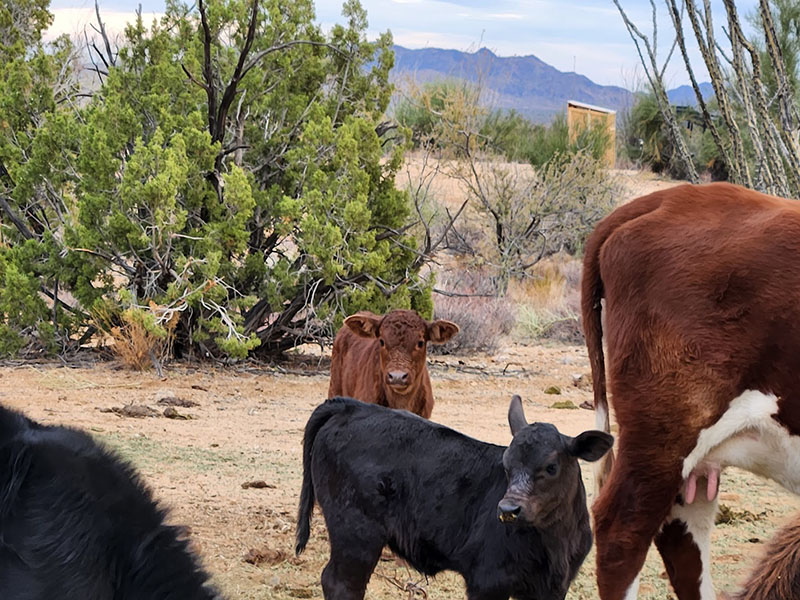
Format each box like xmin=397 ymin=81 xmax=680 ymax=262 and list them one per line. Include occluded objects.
xmin=510 ymin=254 xmax=583 ymax=344
xmin=431 ymin=268 xmax=515 ymax=354
xmin=93 ymin=303 xmax=178 ymax=370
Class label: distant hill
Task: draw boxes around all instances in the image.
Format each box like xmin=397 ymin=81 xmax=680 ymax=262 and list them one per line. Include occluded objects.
xmin=666 ymin=82 xmax=715 ymax=105
xmin=390 ymin=45 xmax=713 ymax=123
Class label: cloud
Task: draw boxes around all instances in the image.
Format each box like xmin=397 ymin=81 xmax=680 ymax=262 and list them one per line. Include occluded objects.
xmin=49 ymin=0 xmax=762 ymax=88
xmin=45 ymin=7 xmax=163 ymax=41
xmin=456 ymin=11 xmax=526 ymax=20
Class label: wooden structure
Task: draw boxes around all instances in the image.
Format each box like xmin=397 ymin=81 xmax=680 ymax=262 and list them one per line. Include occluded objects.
xmin=566 ymin=100 xmax=616 ymax=168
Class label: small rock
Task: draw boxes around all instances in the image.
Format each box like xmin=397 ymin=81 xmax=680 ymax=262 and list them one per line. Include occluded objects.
xmin=243 ymin=547 xmax=286 ymax=566
xmin=157 ymin=396 xmax=199 ymax=408
xmin=241 ymin=480 xmax=275 ymax=490
xmin=101 ymin=404 xmax=160 ymax=418
xmin=550 ymin=400 xmax=578 ymax=410
xmin=571 ymin=373 xmax=592 ymax=391
xmin=544 ymin=385 xmax=562 ymax=395
xmin=163 ymin=407 xmax=193 ymax=420
xmin=579 ymin=400 xmax=594 ymax=410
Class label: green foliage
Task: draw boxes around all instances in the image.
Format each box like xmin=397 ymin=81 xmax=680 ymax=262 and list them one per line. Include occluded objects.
xmin=507 ymin=113 xmax=611 ymax=167
xmin=621 ymin=91 xmax=722 ymax=179
xmin=396 ymin=82 xmax=611 ymax=167
xmin=395 ymin=80 xmax=471 ymax=146
xmin=622 ymin=92 xmax=666 ymax=167
xmin=0 ymin=0 xmax=429 ymax=360
xmin=749 ymin=0 xmax=800 ymax=104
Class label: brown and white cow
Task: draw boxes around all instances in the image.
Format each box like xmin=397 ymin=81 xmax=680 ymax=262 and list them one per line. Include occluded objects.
xmin=328 ymin=309 xmax=458 ymax=418
xmin=581 ymin=182 xmax=800 ymax=600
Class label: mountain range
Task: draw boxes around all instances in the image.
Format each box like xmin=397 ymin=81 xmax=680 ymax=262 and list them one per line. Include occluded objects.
xmin=390 ymin=45 xmax=714 ymax=123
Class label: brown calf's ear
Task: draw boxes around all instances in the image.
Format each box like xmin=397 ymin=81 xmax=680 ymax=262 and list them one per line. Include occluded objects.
xmin=508 ymin=394 xmax=528 ymax=437
xmin=568 ymin=431 xmax=614 ymax=462
xmin=427 ymin=319 xmax=459 ymax=344
xmin=344 ymin=312 xmax=383 ymax=339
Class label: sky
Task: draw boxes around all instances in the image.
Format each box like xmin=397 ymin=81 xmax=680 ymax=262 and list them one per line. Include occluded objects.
xmin=46 ymin=0 xmax=761 ymax=90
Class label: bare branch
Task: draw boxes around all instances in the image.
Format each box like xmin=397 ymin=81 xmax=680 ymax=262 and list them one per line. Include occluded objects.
xmin=613 ymin=0 xmax=698 ymax=181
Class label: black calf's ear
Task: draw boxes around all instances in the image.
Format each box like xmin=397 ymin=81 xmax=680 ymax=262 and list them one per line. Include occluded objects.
xmin=508 ymin=394 xmax=528 ymax=437
xmin=568 ymin=431 xmax=614 ymax=462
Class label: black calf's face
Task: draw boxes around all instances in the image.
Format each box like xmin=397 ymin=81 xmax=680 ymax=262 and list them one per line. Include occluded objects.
xmin=498 ymin=395 xmax=613 ymax=527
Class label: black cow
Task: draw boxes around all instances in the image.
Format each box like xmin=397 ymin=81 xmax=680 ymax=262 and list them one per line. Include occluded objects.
xmin=295 ymin=395 xmax=613 ymax=600
xmin=0 ymin=404 xmax=220 ymax=600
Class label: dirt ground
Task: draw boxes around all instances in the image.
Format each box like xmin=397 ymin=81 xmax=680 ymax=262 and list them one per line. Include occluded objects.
xmin=4 ymin=340 xmax=799 ymax=600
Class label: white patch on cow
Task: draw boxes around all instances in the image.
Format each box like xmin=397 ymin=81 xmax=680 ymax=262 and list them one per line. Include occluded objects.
xmin=622 ymin=575 xmax=640 ymax=600
xmin=596 ymin=400 xmax=610 ymax=433
xmin=666 ymin=494 xmax=718 ymax=600
xmin=593 ymin=400 xmax=611 ymax=494
xmin=682 ymin=390 xmax=800 ymax=494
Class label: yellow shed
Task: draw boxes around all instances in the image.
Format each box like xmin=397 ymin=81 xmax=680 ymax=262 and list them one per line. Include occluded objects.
xmin=566 ymin=100 xmax=616 ymax=168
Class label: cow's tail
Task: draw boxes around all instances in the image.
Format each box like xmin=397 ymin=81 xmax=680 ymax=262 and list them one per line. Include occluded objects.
xmin=730 ymin=512 xmax=800 ymax=600
xmin=295 ymin=397 xmax=353 ymax=556
xmin=581 ymin=191 xmax=668 ymax=495
xmin=581 ymin=218 xmax=614 ymax=494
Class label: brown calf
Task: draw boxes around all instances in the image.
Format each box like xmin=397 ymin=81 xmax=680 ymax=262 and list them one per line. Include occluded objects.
xmin=328 ymin=309 xmax=458 ymax=418
xmin=582 ymin=182 xmax=800 ymax=600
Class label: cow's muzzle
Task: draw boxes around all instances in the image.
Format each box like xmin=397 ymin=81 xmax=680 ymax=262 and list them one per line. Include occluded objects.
xmin=497 ymin=499 xmax=522 ymax=523
xmin=386 ymin=370 xmax=410 ymax=388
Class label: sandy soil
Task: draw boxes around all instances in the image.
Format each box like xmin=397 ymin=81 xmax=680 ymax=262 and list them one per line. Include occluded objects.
xmin=398 ymin=152 xmax=686 ymax=212
xmin=3 ymin=341 xmax=798 ymax=600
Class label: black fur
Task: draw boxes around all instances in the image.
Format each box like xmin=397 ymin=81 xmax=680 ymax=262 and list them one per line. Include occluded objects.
xmin=0 ymin=404 xmax=220 ymax=600
xmin=296 ymin=397 xmax=612 ymax=600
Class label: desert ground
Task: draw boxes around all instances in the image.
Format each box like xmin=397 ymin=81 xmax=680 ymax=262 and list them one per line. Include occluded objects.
xmin=5 ymin=340 xmax=799 ymax=600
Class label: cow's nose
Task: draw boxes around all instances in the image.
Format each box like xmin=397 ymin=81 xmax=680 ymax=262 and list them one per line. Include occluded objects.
xmin=387 ymin=371 xmax=409 ymax=386
xmin=497 ymin=500 xmax=521 ymax=522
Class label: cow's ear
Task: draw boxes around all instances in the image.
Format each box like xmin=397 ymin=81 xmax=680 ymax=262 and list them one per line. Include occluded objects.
xmin=567 ymin=431 xmax=614 ymax=462
xmin=427 ymin=319 xmax=459 ymax=344
xmin=344 ymin=312 xmax=382 ymax=339
xmin=508 ymin=394 xmax=528 ymax=437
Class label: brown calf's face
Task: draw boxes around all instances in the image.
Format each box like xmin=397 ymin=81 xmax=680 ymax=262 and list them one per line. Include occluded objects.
xmin=344 ymin=309 xmax=459 ymax=393
xmin=498 ymin=395 xmax=613 ymax=527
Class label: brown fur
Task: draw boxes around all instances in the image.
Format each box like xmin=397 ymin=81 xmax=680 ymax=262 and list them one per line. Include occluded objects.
xmin=581 ymin=182 xmax=800 ymax=599
xmin=730 ymin=513 xmax=800 ymax=600
xmin=654 ymin=519 xmax=703 ymax=600
xmin=327 ymin=309 xmax=458 ymax=418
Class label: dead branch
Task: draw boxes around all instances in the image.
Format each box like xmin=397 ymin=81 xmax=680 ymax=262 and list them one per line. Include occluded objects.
xmin=614 ymin=0 xmax=699 ymax=182
xmin=666 ymin=0 xmax=736 ymax=183
xmin=684 ymin=0 xmax=751 ymax=186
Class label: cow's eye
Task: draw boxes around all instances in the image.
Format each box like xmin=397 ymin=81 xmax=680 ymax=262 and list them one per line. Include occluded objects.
xmin=379 ymin=338 xmax=385 ymax=347
xmin=417 ymin=340 xmax=424 ymax=349
xmin=545 ymin=463 xmax=558 ymax=476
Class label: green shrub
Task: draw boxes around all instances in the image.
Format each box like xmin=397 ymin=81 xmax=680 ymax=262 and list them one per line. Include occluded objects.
xmin=0 ymin=0 xmax=430 ymax=360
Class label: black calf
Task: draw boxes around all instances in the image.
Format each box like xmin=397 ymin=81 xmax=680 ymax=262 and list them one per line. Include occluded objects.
xmin=296 ymin=395 xmax=612 ymax=600
xmin=0 ymin=404 xmax=220 ymax=600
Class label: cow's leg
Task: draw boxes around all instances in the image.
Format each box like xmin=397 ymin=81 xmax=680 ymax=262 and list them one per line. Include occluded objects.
xmin=655 ymin=476 xmax=718 ymax=600
xmin=594 ymin=451 xmax=680 ymax=600
xmin=320 ymin=519 xmax=384 ymax=600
